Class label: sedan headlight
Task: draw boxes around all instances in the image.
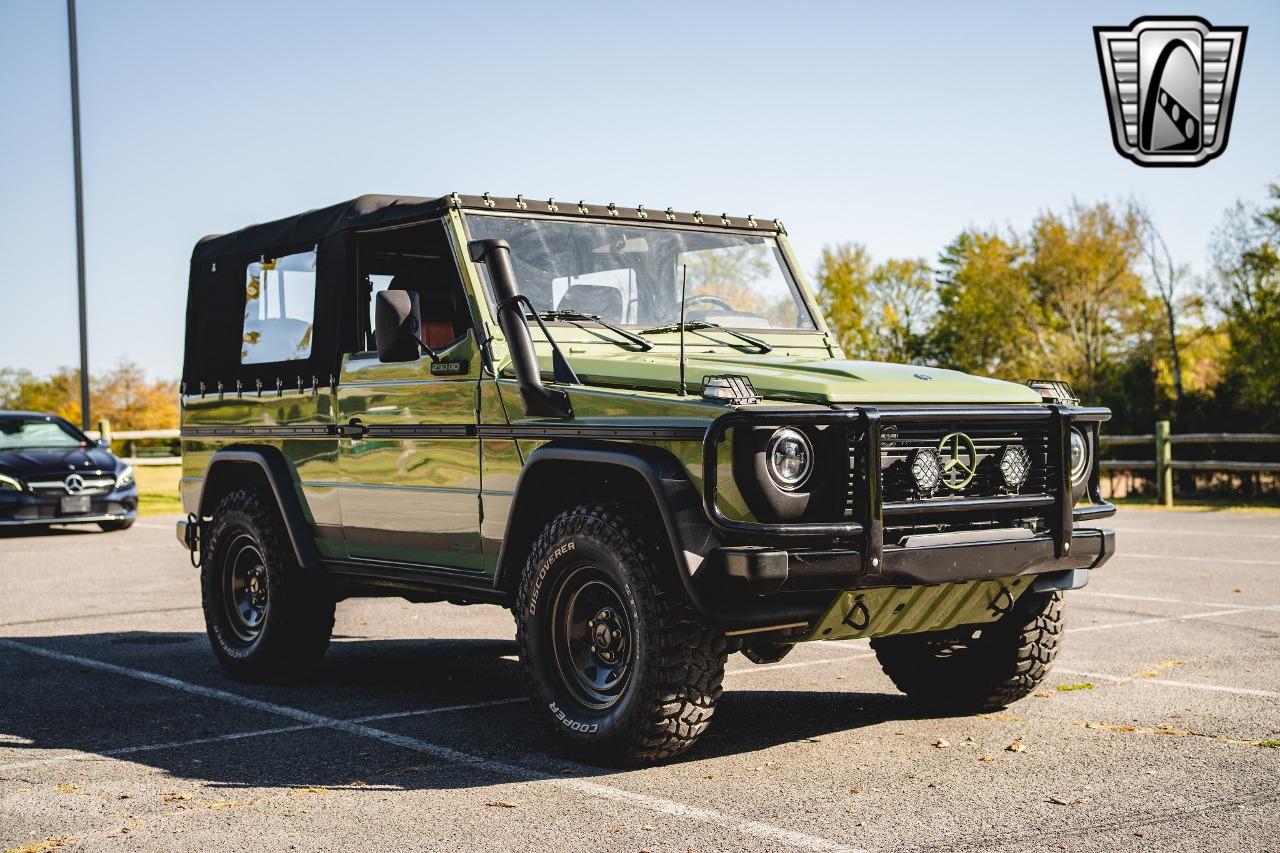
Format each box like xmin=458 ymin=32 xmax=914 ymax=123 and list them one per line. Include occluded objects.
xmin=115 ymin=465 xmax=135 ymax=489
xmin=766 ymin=428 xmax=814 ymax=491
xmin=1068 ymin=428 xmax=1091 ymax=484
xmin=0 ymin=472 xmax=25 ymax=492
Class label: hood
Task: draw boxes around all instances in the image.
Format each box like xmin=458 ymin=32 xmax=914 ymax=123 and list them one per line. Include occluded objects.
xmin=0 ymin=446 xmax=120 ymax=478
xmin=544 ymin=351 xmax=1042 ymax=405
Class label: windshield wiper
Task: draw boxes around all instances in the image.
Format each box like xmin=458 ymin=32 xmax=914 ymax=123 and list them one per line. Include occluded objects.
xmin=532 ymin=310 xmax=654 ymax=351
xmin=638 ymin=321 xmax=773 ymax=354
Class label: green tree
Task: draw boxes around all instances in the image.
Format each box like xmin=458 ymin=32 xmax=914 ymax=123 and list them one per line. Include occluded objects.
xmin=865 ymin=257 xmax=935 ymax=363
xmin=931 ymin=229 xmax=1041 ymax=379
xmin=814 ymin=243 xmax=874 ymax=357
xmin=1211 ymin=184 xmax=1280 ymax=429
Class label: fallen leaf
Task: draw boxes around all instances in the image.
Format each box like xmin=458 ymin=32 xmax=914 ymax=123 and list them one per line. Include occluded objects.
xmin=1136 ymin=659 xmax=1184 ymax=679
xmin=1032 ymin=691 xmax=1052 ymax=698
xmin=606 ymin=826 xmax=620 ymax=834
xmin=978 ymin=755 xmax=995 ymax=762
xmin=1006 ymin=737 xmax=1026 ymax=753
xmin=162 ymin=791 xmax=194 ymax=804
xmin=934 ymin=738 xmax=950 ymax=749
xmin=486 ymin=800 xmax=519 ymax=808
xmin=642 ymin=824 xmax=655 ymax=831
xmin=849 ymin=787 xmax=862 ymax=794
xmin=349 ymin=780 xmax=368 ymax=788
xmin=1233 ymin=588 xmax=1243 ymax=593
xmin=55 ymin=783 xmax=83 ymax=795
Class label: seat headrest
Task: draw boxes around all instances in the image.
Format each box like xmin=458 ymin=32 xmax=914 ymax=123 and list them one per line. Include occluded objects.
xmin=557 ymin=284 xmax=623 ymax=322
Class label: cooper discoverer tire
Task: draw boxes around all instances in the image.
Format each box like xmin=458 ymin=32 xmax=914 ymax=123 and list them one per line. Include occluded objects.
xmin=201 ymin=488 xmax=334 ymax=682
xmin=870 ymin=589 xmax=1064 ymax=712
xmin=516 ymin=501 xmax=726 ymax=765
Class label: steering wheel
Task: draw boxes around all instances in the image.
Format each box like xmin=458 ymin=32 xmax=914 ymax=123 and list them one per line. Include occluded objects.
xmin=682 ymin=294 xmax=735 ymax=312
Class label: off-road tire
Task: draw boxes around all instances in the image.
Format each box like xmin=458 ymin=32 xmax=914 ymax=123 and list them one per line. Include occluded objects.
xmin=516 ymin=502 xmax=726 ymax=765
xmin=870 ymin=590 xmax=1064 ymax=712
xmin=201 ymin=488 xmax=334 ymax=682
xmin=98 ymin=518 xmax=134 ymax=532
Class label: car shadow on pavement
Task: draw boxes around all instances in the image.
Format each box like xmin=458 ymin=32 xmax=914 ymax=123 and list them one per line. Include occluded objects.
xmin=0 ymin=524 xmax=112 ymax=539
xmin=0 ymin=630 xmax=919 ymax=791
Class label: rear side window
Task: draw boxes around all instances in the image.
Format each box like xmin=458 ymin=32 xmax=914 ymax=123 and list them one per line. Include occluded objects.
xmin=242 ymin=249 xmax=316 ymax=364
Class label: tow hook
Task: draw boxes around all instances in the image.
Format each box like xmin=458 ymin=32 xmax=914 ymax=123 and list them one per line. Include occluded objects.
xmin=180 ymin=513 xmax=203 ymax=568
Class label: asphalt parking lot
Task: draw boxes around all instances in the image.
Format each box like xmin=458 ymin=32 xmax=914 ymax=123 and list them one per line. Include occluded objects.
xmin=1 ymin=509 xmax=1277 ymax=853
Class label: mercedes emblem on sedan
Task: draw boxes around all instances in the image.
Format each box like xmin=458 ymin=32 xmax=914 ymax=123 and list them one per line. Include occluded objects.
xmin=63 ymin=474 xmax=86 ymax=495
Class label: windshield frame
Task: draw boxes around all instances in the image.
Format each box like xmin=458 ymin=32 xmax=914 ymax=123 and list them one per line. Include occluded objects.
xmin=0 ymin=415 xmax=92 ymax=450
xmin=460 ymin=210 xmax=823 ymax=336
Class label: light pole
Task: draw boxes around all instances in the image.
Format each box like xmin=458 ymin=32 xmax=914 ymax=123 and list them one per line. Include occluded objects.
xmin=67 ymin=0 xmax=90 ymax=429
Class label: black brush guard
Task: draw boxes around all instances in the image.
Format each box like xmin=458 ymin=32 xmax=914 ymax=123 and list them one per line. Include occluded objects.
xmin=699 ymin=405 xmax=1116 ymax=596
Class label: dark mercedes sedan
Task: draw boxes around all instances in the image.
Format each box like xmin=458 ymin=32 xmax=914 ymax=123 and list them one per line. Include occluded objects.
xmin=0 ymin=411 xmax=138 ymax=532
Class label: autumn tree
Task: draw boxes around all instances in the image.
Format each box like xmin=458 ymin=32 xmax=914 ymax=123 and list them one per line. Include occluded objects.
xmin=814 ymin=243 xmax=874 ymax=357
xmin=0 ymin=361 xmax=178 ymax=431
xmin=1211 ymin=185 xmax=1280 ymax=429
xmin=1024 ymin=202 xmax=1158 ymax=401
xmin=931 ymin=230 xmax=1041 ymax=379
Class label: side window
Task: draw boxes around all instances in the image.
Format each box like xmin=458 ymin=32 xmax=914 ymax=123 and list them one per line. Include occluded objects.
xmin=243 ymin=249 xmax=316 ymax=364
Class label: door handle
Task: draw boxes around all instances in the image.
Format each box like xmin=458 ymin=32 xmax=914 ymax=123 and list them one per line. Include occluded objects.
xmin=338 ymin=418 xmax=367 ymax=439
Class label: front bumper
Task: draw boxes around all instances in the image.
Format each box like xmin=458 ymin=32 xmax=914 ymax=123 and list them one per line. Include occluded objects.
xmin=701 ymin=527 xmax=1114 ymax=597
xmin=0 ymin=485 xmax=138 ymax=527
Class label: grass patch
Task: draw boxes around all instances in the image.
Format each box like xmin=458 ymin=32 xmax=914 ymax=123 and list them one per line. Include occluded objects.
xmin=1055 ymin=682 xmax=1095 ymax=692
xmin=1259 ymin=740 xmax=1280 ymax=748
xmin=133 ymin=464 xmax=182 ymax=517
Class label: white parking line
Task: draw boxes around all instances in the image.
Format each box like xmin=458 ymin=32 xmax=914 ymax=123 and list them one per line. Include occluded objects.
xmin=1073 ymin=591 xmax=1266 ymax=609
xmin=0 ymin=638 xmax=862 ymax=853
xmin=1122 ymin=552 xmax=1280 ymax=567
xmin=1073 ymin=604 xmax=1280 ymax=633
xmin=725 ymin=652 xmax=876 ymax=678
xmin=1055 ymin=668 xmax=1280 ymax=700
xmin=1111 ymin=526 xmax=1280 ymax=541
xmin=0 ymin=698 xmax=528 ymax=774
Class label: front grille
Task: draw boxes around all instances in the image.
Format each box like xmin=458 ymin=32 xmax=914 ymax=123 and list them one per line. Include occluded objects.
xmin=877 ymin=420 xmax=1054 ymax=503
xmin=27 ymin=477 xmax=115 ymax=496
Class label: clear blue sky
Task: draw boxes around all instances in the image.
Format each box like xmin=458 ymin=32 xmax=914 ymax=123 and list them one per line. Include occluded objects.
xmin=1 ymin=0 xmax=1276 ymax=378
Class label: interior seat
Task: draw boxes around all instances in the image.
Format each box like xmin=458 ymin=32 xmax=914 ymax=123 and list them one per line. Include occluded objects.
xmin=557 ymin=284 xmax=624 ymax=323
xmin=388 ymin=275 xmax=460 ymax=350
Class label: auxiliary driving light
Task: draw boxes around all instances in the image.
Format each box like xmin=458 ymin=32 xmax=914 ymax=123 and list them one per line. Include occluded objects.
xmin=766 ymin=427 xmax=813 ymax=491
xmin=999 ymin=445 xmax=1031 ymax=491
xmin=909 ymin=448 xmax=943 ymax=493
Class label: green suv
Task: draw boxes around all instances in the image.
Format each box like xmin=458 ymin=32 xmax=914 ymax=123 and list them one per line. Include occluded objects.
xmin=177 ymin=193 xmax=1114 ymax=764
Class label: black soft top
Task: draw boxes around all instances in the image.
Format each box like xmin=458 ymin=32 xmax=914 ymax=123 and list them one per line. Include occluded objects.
xmin=191 ymin=194 xmax=448 ymax=264
xmin=182 ymin=194 xmax=782 ymax=394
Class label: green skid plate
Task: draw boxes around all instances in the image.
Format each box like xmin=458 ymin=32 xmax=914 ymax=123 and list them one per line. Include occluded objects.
xmin=798 ymin=577 xmax=1031 ymax=643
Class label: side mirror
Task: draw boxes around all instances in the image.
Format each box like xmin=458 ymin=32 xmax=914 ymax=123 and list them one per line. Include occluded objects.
xmin=374 ymin=289 xmax=422 ymax=363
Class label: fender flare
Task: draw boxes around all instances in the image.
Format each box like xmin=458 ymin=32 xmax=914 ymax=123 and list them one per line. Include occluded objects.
xmin=197 ymin=447 xmax=320 ymax=570
xmin=493 ymin=441 xmax=721 ymax=616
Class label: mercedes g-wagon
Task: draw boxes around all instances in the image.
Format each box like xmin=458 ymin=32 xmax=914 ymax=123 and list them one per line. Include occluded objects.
xmin=177 ymin=193 xmax=1115 ymax=765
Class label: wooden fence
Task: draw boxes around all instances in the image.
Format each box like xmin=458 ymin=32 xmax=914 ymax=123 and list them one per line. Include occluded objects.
xmin=1100 ymin=421 xmax=1280 ymax=506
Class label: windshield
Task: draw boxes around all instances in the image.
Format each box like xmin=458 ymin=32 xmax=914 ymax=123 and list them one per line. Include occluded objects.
xmin=0 ymin=416 xmax=87 ymax=450
xmin=465 ymin=215 xmax=816 ymax=331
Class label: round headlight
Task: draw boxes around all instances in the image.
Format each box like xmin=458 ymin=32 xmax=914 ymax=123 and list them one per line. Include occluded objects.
xmin=1068 ymin=428 xmax=1091 ymax=484
xmin=766 ymin=428 xmax=813 ymax=491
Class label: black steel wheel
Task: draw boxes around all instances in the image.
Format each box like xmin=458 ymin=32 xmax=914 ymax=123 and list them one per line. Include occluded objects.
xmin=200 ymin=488 xmax=334 ymax=682
xmin=516 ymin=501 xmax=727 ymax=766
xmin=550 ymin=567 xmax=634 ymax=709
xmin=221 ymin=533 xmax=270 ymax=643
